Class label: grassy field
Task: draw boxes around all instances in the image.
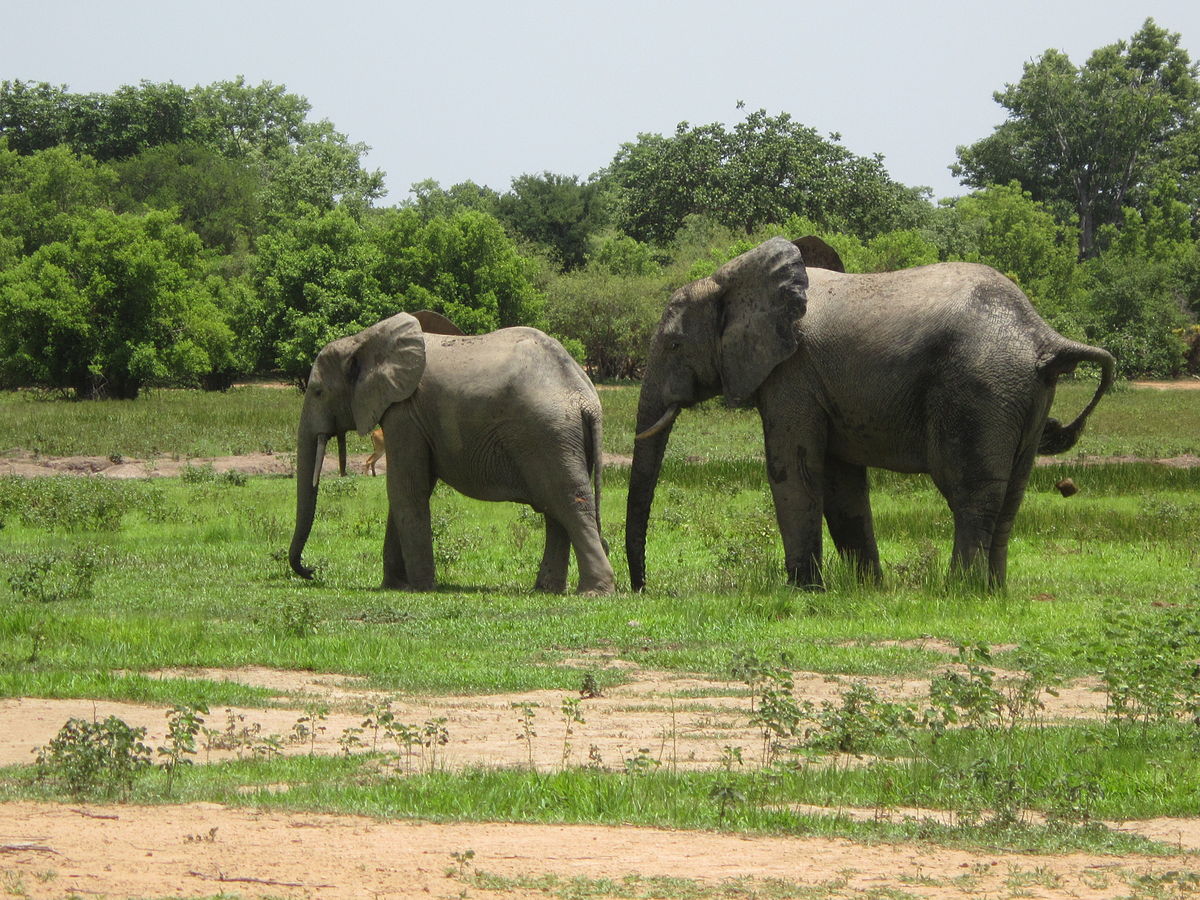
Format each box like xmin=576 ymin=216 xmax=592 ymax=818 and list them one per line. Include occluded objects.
xmin=1 ymin=379 xmax=1198 ymax=851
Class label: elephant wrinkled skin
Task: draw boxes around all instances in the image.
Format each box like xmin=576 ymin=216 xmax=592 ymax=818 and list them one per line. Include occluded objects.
xmin=290 ymin=312 xmax=615 ymax=595
xmin=626 ymin=236 xmax=1114 ymax=590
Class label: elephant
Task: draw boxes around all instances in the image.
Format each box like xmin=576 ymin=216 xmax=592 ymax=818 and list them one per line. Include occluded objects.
xmin=289 ymin=311 xmax=616 ymax=595
xmin=626 ymin=236 xmax=1114 ymax=590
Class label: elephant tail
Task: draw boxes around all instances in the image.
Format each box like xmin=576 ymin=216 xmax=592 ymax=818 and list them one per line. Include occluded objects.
xmin=1037 ymin=340 xmax=1116 ymax=455
xmin=583 ymin=402 xmax=609 ymax=555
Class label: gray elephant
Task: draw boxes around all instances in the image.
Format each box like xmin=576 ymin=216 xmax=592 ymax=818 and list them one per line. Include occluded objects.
xmin=289 ymin=311 xmax=616 ymax=595
xmin=627 ymin=236 xmax=1114 ymax=590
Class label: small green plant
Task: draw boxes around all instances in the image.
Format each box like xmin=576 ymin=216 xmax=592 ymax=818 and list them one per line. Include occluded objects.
xmin=290 ymin=703 xmax=329 ymax=755
xmin=738 ymin=657 xmax=803 ymax=765
xmin=201 ymin=708 xmax=263 ymax=760
xmin=448 ymin=848 xmax=475 ymax=878
xmin=579 ymin=671 xmax=602 ymax=699
xmin=799 ymin=681 xmax=916 ymax=758
xmin=623 ymin=747 xmax=660 ymax=775
xmin=7 ymin=548 xmax=99 ymax=604
xmin=560 ymin=697 xmax=585 ymax=769
xmin=421 ymin=717 xmax=450 ymax=772
xmin=36 ymin=715 xmax=152 ymax=797
xmin=1092 ymin=602 xmax=1200 ymax=730
xmin=338 ymin=724 xmax=365 ymax=755
xmin=513 ymin=702 xmax=539 ymax=769
xmin=265 ymin=594 xmax=319 ymax=638
xmin=157 ymin=704 xmax=207 ymax=796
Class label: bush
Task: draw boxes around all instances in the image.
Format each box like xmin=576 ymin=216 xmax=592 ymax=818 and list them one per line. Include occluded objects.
xmin=544 ymin=268 xmax=668 ymax=379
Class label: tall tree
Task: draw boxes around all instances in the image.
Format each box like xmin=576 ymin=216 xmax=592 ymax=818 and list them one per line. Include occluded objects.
xmin=605 ymin=109 xmax=925 ymax=245
xmin=496 ymin=171 xmax=605 ymax=270
xmin=954 ymin=19 xmax=1200 ymax=257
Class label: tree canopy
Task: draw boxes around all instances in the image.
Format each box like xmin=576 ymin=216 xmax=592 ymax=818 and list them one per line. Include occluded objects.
xmin=954 ymin=18 xmax=1200 ymax=257
xmin=2 ymin=36 xmax=1200 ymax=397
xmin=605 ymin=109 xmax=929 ymax=245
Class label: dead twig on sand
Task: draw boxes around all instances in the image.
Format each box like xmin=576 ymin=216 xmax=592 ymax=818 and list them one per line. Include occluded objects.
xmin=188 ymin=869 xmax=334 ymax=889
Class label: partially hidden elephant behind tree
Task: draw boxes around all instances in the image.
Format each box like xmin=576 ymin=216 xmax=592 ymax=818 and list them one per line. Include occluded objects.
xmin=627 ymin=236 xmax=1114 ymax=591
xmin=289 ymin=311 xmax=616 ymax=594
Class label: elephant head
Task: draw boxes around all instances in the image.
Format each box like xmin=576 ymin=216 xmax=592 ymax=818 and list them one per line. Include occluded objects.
xmin=626 ymin=236 xmax=810 ymax=590
xmin=289 ymin=312 xmax=427 ymax=579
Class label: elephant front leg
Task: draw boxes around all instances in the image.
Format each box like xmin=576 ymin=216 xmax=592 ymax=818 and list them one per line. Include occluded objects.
xmin=535 ymin=516 xmax=571 ymax=594
xmin=383 ymin=467 xmax=437 ymax=591
xmin=381 ymin=508 xmax=408 ymax=588
xmin=763 ymin=433 xmax=826 ymax=590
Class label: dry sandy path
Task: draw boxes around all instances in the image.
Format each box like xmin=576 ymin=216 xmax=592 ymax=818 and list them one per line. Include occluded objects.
xmin=3 ymin=800 xmax=1199 ymax=900
xmin=3 ymin=666 xmax=1199 ymax=899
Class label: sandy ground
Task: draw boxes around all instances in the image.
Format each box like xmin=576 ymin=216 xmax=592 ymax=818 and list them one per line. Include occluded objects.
xmin=3 ymin=665 xmax=1200 ymax=899
xmin=4 ymin=800 xmax=1200 ymax=900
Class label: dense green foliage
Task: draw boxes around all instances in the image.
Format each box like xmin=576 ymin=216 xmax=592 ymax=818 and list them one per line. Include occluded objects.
xmin=2 ymin=18 xmax=1200 ymax=393
xmin=954 ymin=19 xmax=1200 ymax=258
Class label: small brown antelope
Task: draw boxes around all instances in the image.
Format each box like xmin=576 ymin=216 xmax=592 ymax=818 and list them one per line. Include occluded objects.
xmin=364 ymin=427 xmax=385 ymax=475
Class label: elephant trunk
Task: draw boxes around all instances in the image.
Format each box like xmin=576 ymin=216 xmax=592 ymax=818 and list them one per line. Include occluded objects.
xmin=625 ymin=387 xmax=679 ymax=592
xmin=289 ymin=426 xmax=330 ymax=580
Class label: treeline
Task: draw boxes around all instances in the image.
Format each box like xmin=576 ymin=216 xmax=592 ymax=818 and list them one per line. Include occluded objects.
xmin=1 ymin=19 xmax=1199 ymax=397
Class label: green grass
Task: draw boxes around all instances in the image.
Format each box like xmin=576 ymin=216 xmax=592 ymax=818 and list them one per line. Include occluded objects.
xmin=0 ymin=381 xmax=1198 ymax=850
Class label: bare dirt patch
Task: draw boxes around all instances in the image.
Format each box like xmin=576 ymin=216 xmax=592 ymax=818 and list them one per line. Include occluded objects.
xmin=0 ymin=665 xmax=1110 ymax=771
xmin=0 ymin=449 xmax=296 ymax=479
xmin=3 ymin=801 xmax=1199 ymax=900
xmin=3 ymin=667 xmax=1195 ymax=899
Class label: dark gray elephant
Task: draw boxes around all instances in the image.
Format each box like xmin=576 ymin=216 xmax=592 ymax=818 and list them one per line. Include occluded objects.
xmin=289 ymin=312 xmax=616 ymax=595
xmin=626 ymin=237 xmax=1114 ymax=590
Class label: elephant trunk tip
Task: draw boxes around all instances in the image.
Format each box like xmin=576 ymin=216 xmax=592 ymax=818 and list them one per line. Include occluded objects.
xmin=289 ymin=552 xmax=315 ymax=580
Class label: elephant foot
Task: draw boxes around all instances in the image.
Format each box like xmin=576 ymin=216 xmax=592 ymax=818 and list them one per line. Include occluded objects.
xmin=534 ymin=578 xmax=568 ymax=595
xmin=575 ymin=574 xmax=616 ymax=596
xmin=577 ymin=585 xmax=615 ymax=598
xmin=380 ymin=576 xmax=435 ymax=592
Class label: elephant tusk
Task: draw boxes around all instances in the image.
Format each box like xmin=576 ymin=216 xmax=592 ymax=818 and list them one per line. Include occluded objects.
xmin=635 ymin=406 xmax=680 ymax=441
xmin=312 ymin=435 xmax=329 ymax=488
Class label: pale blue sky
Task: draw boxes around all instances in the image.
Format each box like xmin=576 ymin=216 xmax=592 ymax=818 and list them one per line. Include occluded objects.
xmin=7 ymin=0 xmax=1200 ymax=203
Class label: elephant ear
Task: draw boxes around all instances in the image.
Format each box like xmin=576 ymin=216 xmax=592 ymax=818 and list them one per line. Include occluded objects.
xmin=792 ymin=235 xmax=845 ymax=273
xmin=348 ymin=313 xmax=427 ymax=436
xmin=713 ymin=237 xmax=808 ymax=407
xmin=413 ymin=309 xmax=465 ymax=335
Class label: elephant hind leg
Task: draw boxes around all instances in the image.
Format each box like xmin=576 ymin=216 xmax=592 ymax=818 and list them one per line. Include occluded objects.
xmin=985 ymin=413 xmax=1047 ymax=587
xmin=938 ymin=474 xmax=1011 ymax=585
xmin=535 ymin=515 xmax=571 ymax=594
xmin=822 ymin=457 xmax=882 ymax=583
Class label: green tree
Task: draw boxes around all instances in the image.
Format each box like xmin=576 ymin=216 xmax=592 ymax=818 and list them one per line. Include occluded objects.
xmin=0 ymin=209 xmax=234 ymax=397
xmin=606 ymin=109 xmax=926 ymax=245
xmin=0 ymin=142 xmax=117 ymax=254
xmin=111 ymin=142 xmax=262 ymax=252
xmin=0 ymin=79 xmax=191 ymax=162
xmin=496 ymin=171 xmax=606 ymax=270
xmin=254 ymin=206 xmax=389 ymax=382
xmin=257 ymin=120 xmax=386 ymax=223
xmin=255 ymin=207 xmax=544 ymax=383
xmin=954 ymin=18 xmax=1200 ymax=257
xmin=370 ymin=208 xmax=545 ymax=332
xmin=407 ymin=179 xmax=500 ymax=221
xmin=187 ymin=76 xmax=310 ymax=160
xmin=946 ymin=182 xmax=1085 ymax=330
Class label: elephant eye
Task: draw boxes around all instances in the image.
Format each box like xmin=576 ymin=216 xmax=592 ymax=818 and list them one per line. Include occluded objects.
xmin=668 ymin=339 xmax=682 ymax=352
